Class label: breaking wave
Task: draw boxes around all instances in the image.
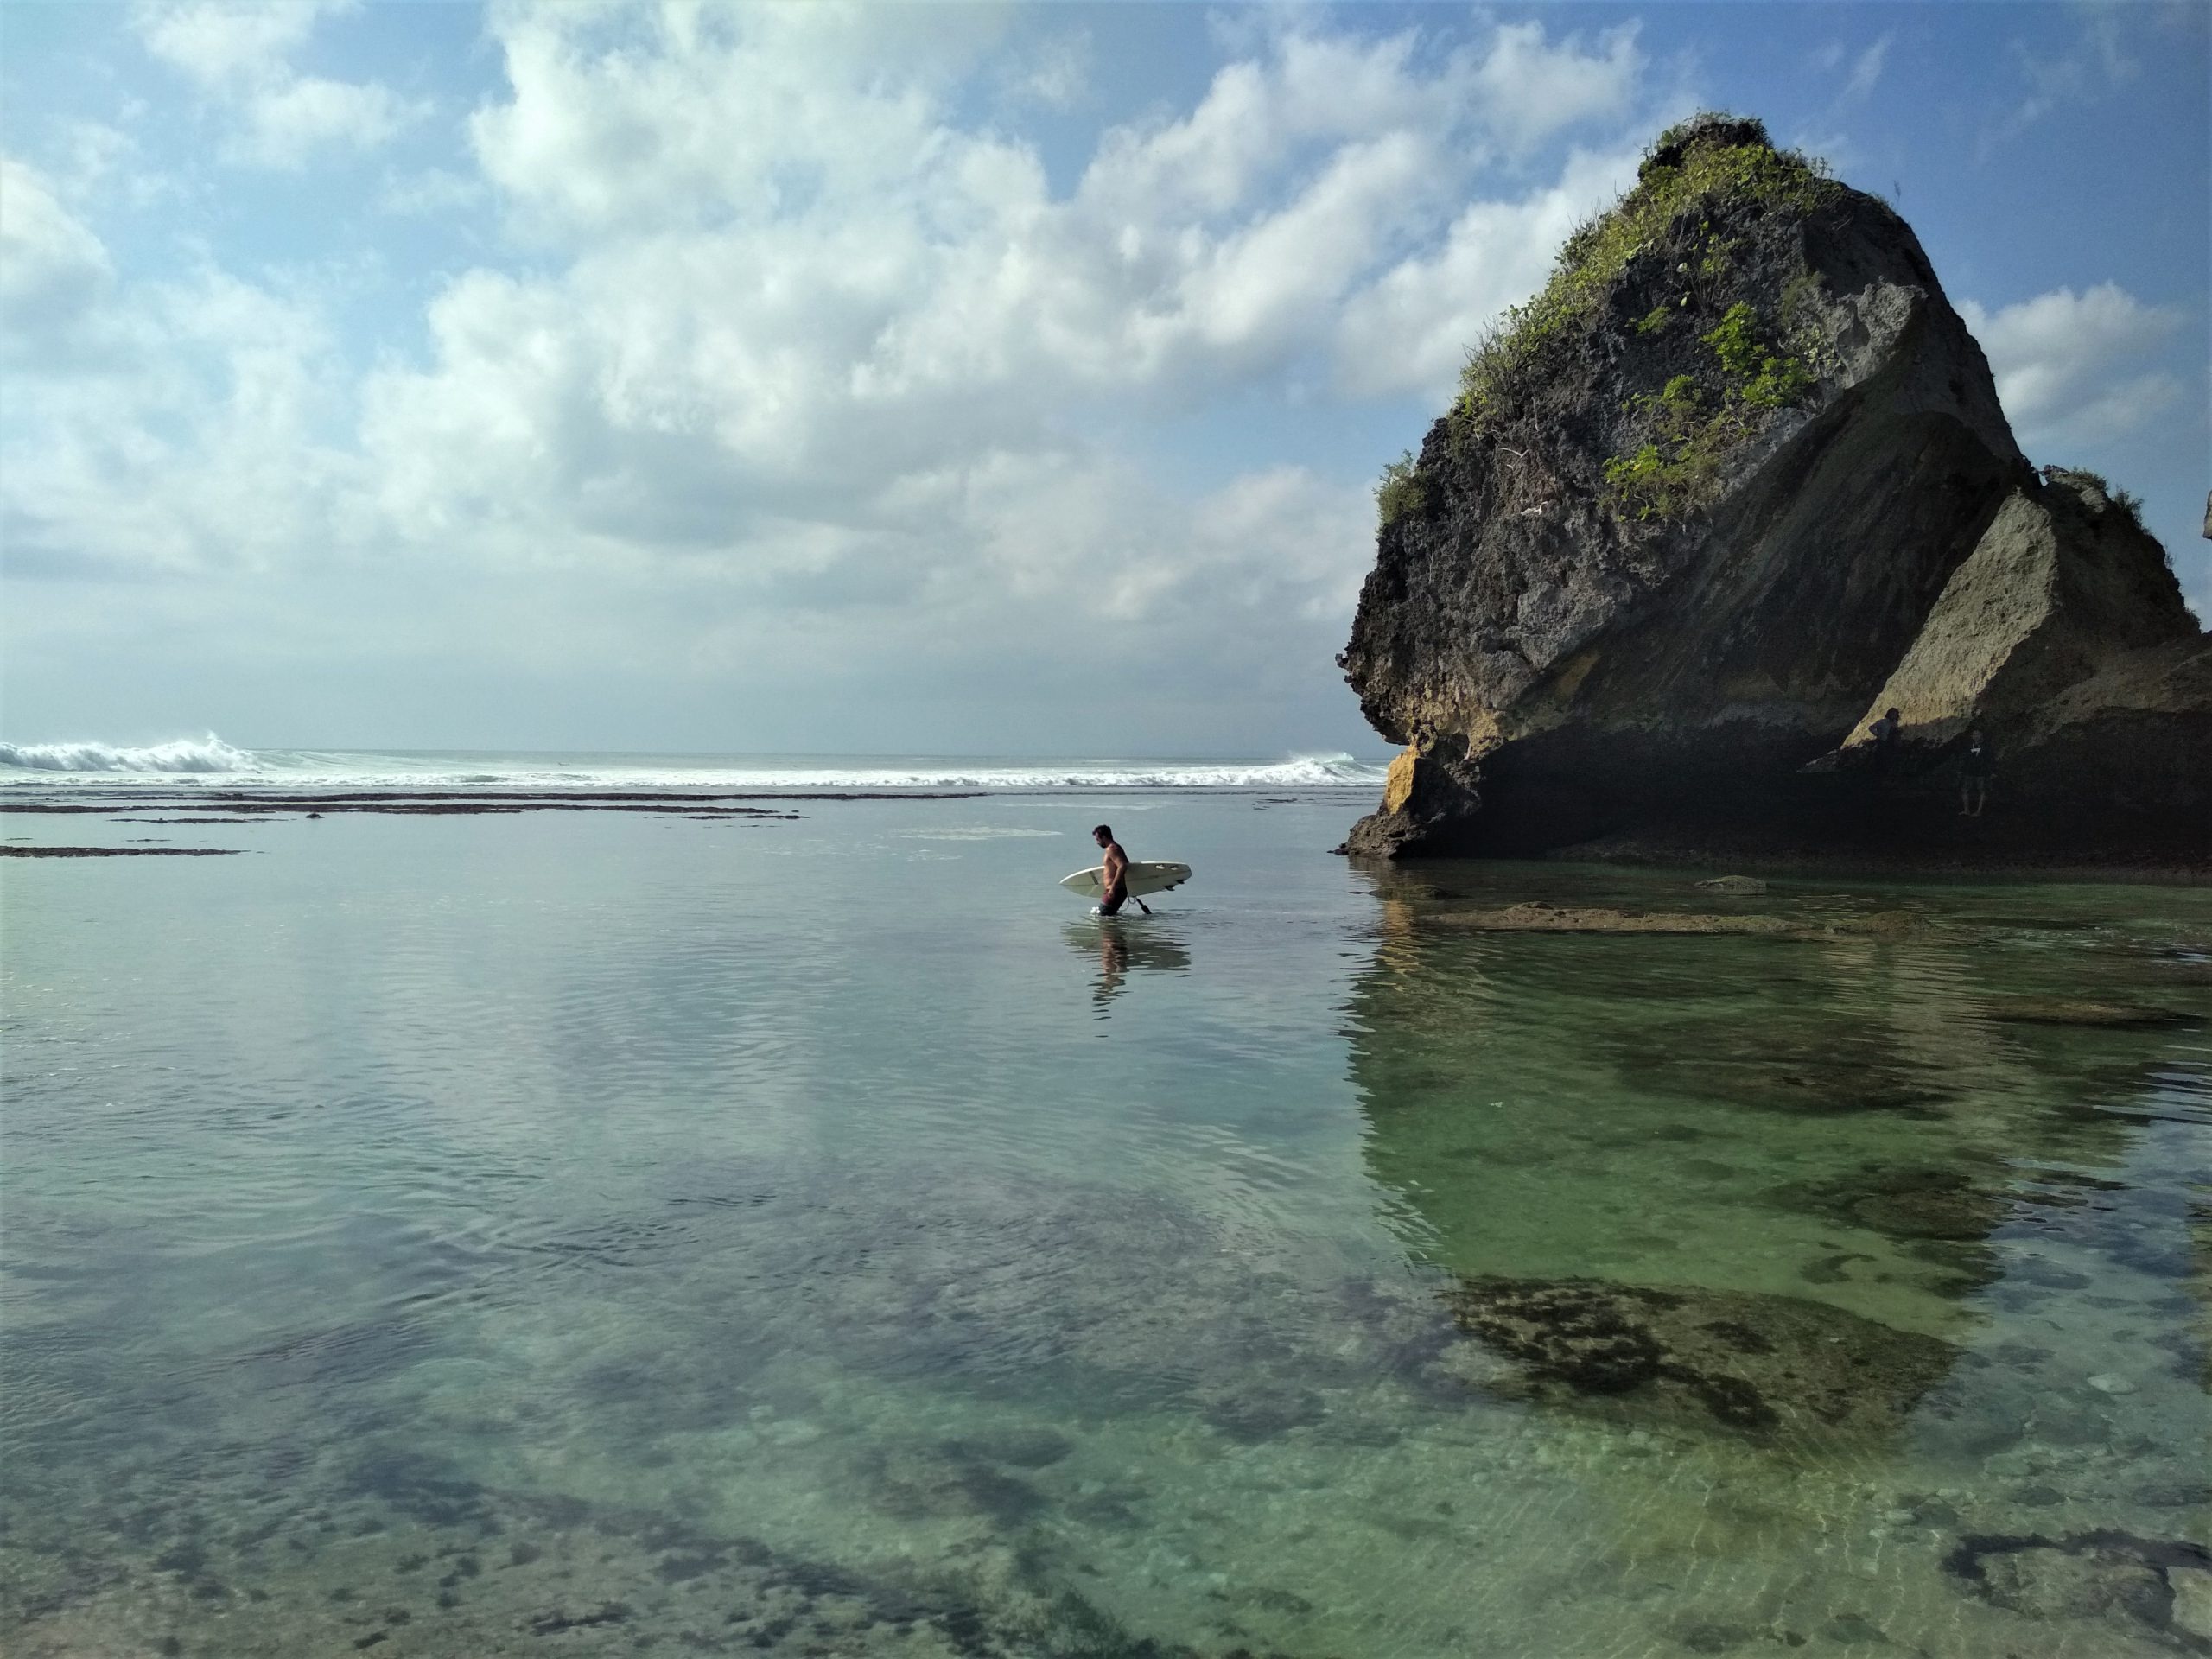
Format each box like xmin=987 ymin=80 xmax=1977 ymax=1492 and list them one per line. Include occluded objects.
xmin=0 ymin=734 xmax=256 ymax=774
xmin=0 ymin=742 xmax=1386 ymax=791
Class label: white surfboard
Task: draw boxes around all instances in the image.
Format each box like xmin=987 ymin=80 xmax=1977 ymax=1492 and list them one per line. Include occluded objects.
xmin=1059 ymin=861 xmax=1192 ymax=902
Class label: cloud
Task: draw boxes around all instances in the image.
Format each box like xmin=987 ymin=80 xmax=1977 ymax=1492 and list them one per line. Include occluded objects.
xmin=1467 ymin=20 xmax=1643 ymax=149
xmin=134 ymin=0 xmax=420 ymax=168
xmin=0 ymin=158 xmax=117 ymax=368
xmin=1331 ymin=143 xmax=1643 ymax=401
xmin=1840 ymin=34 xmax=1891 ymax=104
xmin=0 ymin=185 xmax=356 ymax=580
xmin=1960 ymin=282 xmax=2186 ymax=452
xmin=10 ymin=10 xmax=1663 ymax=746
xmin=232 ymin=74 xmax=410 ymax=167
xmin=1001 ymin=25 xmax=1092 ymax=111
xmin=135 ymin=0 xmax=336 ymax=82
xmin=1981 ymin=3 xmax=2142 ymax=154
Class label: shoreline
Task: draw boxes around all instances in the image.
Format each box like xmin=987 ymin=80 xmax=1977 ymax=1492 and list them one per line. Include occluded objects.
xmin=1344 ymin=797 xmax=2210 ymax=887
xmin=1536 ymin=838 xmax=2212 ymax=887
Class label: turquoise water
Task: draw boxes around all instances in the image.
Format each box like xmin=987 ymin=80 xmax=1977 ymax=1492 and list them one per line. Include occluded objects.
xmin=3 ymin=790 xmax=2208 ymax=1656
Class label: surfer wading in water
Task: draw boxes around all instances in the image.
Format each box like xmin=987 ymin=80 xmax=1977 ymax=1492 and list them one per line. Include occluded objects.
xmin=1092 ymin=825 xmax=1129 ymax=916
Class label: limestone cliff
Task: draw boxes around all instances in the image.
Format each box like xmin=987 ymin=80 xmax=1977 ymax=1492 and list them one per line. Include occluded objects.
xmin=1340 ymin=114 xmax=2207 ymax=862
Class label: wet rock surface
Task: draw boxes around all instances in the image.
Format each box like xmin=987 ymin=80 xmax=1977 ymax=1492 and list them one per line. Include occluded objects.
xmin=1984 ymin=996 xmax=2197 ymax=1029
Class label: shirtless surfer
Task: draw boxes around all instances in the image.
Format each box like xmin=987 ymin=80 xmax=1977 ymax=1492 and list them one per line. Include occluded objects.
xmin=1092 ymin=824 xmax=1128 ymax=916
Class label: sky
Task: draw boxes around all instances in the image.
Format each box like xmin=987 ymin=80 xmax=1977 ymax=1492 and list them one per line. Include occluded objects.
xmin=2 ymin=0 xmax=2205 ymax=757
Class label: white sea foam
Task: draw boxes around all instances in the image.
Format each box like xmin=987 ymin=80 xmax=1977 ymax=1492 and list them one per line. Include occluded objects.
xmin=0 ymin=741 xmax=1387 ymax=792
xmin=894 ymin=827 xmax=1068 ymax=841
xmin=0 ymin=734 xmax=256 ymax=774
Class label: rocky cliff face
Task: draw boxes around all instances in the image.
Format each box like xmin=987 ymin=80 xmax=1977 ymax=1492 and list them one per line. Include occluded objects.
xmin=1340 ymin=115 xmax=2207 ymax=863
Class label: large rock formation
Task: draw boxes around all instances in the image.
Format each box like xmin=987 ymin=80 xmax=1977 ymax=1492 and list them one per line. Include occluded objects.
xmin=1340 ymin=114 xmax=2208 ymax=862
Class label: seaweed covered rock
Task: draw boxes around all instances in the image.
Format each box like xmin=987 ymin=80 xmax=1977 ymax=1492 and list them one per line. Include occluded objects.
xmin=1339 ymin=113 xmax=2207 ymax=861
xmin=1441 ymin=1275 xmax=1955 ymax=1441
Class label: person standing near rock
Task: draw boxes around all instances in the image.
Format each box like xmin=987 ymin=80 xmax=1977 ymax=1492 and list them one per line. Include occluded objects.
xmin=1868 ymin=708 xmax=1902 ymax=780
xmin=1959 ymin=726 xmax=1995 ymax=817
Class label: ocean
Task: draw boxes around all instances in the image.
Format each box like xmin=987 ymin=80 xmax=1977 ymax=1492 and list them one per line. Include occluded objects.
xmin=0 ymin=736 xmax=1389 ymax=793
xmin=3 ymin=746 xmax=2208 ymax=1657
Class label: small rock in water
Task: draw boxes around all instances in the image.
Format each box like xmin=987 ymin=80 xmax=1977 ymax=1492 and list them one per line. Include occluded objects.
xmin=2170 ymin=1567 xmax=2212 ymax=1643
xmin=1694 ymin=875 xmax=1767 ymax=893
xmin=2087 ymin=1374 xmax=2137 ymax=1395
xmin=1989 ymin=998 xmax=2189 ymax=1029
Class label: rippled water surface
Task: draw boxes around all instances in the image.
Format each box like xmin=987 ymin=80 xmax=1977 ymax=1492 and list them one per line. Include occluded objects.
xmin=3 ymin=793 xmax=2208 ymax=1657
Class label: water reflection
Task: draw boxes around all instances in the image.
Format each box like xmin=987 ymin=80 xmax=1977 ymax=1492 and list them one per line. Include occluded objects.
xmin=1063 ymin=918 xmax=1191 ymax=1011
xmin=1341 ymin=870 xmax=2197 ymax=1452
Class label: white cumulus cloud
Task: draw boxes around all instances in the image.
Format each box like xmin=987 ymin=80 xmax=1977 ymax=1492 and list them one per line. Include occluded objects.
xmin=0 ymin=157 xmax=118 ymax=367
xmin=1332 ymin=143 xmax=1643 ymax=402
xmin=1961 ymin=282 xmax=2186 ymax=453
xmin=135 ymin=0 xmax=421 ymax=168
xmin=9 ymin=7 xmax=1669 ymax=746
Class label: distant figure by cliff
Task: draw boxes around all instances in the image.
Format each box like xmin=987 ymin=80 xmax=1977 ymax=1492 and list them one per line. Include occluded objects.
xmin=1959 ymin=726 xmax=1995 ymax=817
xmin=1867 ymin=708 xmax=1902 ymax=779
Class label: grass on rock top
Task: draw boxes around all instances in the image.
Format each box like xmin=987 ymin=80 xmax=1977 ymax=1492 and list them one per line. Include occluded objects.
xmin=1449 ymin=113 xmax=1837 ymax=448
xmin=1370 ymin=114 xmax=1841 ymax=532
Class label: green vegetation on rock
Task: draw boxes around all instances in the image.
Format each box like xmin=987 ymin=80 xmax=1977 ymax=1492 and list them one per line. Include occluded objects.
xmin=1450 ymin=113 xmax=1837 ymax=446
xmin=1603 ymin=302 xmax=1819 ymax=522
xmin=2046 ymin=465 xmax=2150 ymax=531
xmin=1376 ymin=449 xmax=1425 ymax=529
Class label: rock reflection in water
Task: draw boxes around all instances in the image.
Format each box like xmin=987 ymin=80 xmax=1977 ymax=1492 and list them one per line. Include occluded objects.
xmin=1332 ymin=868 xmax=2212 ymax=1653
xmin=1344 ymin=877 xmax=2169 ymax=1417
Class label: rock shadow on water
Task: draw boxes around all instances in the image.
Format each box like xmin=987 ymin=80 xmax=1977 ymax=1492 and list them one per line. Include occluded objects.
xmin=1612 ymin=1015 xmax=1955 ymax=1119
xmin=1780 ymin=1164 xmax=2012 ymax=1246
xmin=1440 ymin=1274 xmax=1956 ymax=1442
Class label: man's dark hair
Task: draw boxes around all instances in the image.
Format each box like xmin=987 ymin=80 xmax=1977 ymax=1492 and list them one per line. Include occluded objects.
xmin=1092 ymin=824 xmax=1112 ymax=840
xmin=1885 ymin=708 xmax=1900 ymax=721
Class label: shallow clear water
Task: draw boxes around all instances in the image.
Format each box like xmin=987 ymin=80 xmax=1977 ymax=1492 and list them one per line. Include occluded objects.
xmin=3 ymin=791 xmax=2208 ymax=1657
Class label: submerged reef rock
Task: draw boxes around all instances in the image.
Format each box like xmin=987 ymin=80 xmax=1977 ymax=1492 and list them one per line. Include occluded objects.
xmin=1339 ymin=112 xmax=2207 ymax=863
xmin=1425 ymin=900 xmax=1933 ymax=941
xmin=1442 ymin=1275 xmax=1955 ymax=1440
xmin=1944 ymin=1532 xmax=2212 ymax=1648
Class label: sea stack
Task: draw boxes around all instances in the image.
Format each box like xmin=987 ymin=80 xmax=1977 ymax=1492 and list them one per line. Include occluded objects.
xmin=1339 ymin=113 xmax=2209 ymax=863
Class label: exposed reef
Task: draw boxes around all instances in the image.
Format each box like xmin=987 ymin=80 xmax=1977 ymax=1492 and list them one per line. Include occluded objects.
xmin=1 ymin=846 xmax=244 ymax=857
xmin=1339 ymin=113 xmax=2208 ymax=866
